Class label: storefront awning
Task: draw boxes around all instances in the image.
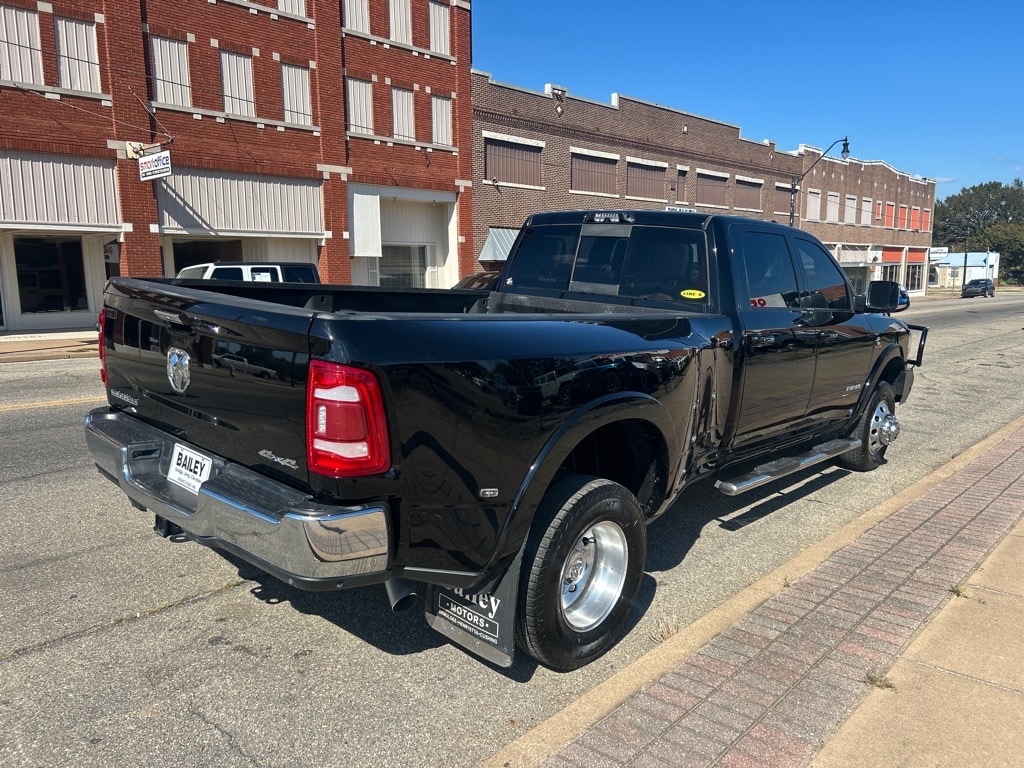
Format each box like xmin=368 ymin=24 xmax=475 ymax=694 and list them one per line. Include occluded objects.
xmin=479 ymin=227 xmax=519 ymax=262
xmin=157 ymin=168 xmax=324 ymax=237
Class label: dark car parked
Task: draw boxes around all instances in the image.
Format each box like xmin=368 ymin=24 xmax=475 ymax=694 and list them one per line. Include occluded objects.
xmin=961 ymin=278 xmax=995 ymax=298
xmin=452 ymin=270 xmax=500 ymax=290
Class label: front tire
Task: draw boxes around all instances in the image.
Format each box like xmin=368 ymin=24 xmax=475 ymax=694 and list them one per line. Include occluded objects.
xmin=516 ymin=475 xmax=646 ymax=671
xmin=838 ymin=382 xmax=897 ymax=472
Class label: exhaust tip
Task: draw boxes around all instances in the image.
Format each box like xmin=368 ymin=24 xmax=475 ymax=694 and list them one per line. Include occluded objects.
xmin=385 ymin=577 xmax=418 ymax=612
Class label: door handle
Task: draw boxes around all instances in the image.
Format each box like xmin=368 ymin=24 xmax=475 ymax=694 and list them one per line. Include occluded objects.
xmin=817 ymin=330 xmax=839 ymax=340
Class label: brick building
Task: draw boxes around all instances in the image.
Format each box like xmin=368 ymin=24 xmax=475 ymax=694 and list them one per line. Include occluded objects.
xmin=0 ymin=0 xmax=473 ymax=332
xmin=471 ymin=71 xmax=935 ymax=295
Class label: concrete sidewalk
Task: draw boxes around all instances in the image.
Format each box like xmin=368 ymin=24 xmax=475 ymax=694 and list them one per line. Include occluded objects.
xmin=486 ymin=418 xmax=1024 ymax=768
xmin=0 ymin=330 xmax=98 ymax=363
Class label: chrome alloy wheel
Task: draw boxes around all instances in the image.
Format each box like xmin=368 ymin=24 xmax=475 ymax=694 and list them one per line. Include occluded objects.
xmin=559 ymin=521 xmax=628 ymax=632
xmin=869 ymin=400 xmax=900 ymax=452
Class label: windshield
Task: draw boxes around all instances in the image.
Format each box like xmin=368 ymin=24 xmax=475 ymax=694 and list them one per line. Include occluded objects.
xmin=505 ymin=223 xmax=711 ymax=308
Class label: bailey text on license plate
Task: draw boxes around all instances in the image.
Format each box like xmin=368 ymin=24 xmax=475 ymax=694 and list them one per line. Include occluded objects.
xmin=167 ymin=443 xmax=212 ymax=494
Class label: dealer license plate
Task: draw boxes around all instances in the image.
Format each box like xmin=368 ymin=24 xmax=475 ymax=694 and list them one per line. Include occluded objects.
xmin=167 ymin=443 xmax=212 ymax=494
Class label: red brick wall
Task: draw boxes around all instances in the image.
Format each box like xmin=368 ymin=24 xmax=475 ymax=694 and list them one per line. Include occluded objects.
xmin=1 ymin=0 xmax=474 ymax=282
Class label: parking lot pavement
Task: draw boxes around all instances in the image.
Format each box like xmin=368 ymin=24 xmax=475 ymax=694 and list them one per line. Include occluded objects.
xmin=485 ymin=417 xmax=1024 ymax=768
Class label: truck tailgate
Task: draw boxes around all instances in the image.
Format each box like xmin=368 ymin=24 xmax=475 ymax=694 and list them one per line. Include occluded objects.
xmin=102 ymin=280 xmax=315 ymax=491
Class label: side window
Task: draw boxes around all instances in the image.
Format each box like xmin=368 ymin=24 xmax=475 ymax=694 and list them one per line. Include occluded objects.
xmin=211 ymin=267 xmax=243 ymax=280
xmin=504 ymin=224 xmax=579 ymax=291
xmin=741 ymin=231 xmax=799 ymax=309
xmin=793 ymin=238 xmax=851 ymax=312
xmin=250 ymin=267 xmax=280 ymax=282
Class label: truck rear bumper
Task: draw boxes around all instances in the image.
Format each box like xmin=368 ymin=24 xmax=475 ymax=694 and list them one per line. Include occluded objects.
xmin=85 ymin=408 xmax=391 ymax=589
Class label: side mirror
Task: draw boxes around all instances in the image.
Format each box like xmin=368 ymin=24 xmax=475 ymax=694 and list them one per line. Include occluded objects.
xmin=865 ymin=280 xmax=900 ymax=313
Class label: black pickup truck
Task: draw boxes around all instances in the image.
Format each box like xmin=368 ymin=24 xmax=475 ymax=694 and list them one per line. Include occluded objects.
xmin=85 ymin=210 xmax=926 ymax=671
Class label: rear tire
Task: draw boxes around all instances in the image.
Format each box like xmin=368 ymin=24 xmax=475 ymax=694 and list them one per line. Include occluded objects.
xmin=838 ymin=382 xmax=897 ymax=472
xmin=516 ymin=475 xmax=646 ymax=671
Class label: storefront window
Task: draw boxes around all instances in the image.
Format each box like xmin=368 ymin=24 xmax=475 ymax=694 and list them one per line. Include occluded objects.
xmin=906 ymin=264 xmax=923 ymax=291
xmin=380 ymin=244 xmax=427 ymax=288
xmin=14 ymin=237 xmax=88 ymax=314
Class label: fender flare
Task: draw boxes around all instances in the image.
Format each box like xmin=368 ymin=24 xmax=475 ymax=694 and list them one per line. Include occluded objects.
xmin=849 ymin=343 xmax=906 ymax=425
xmin=480 ymin=392 xmax=678 ymax=580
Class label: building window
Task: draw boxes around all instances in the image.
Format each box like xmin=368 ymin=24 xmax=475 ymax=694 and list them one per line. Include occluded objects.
xmin=282 ymin=63 xmax=311 ymax=125
xmin=220 ymin=51 xmax=255 ymax=117
xmin=626 ymin=162 xmax=664 ymax=200
xmin=898 ymin=204 xmax=909 ymax=229
xmin=429 ymin=0 xmax=449 ymax=55
xmin=391 ymin=87 xmax=414 ymax=141
xmin=861 ymin=198 xmax=872 ymax=226
xmin=55 ymin=17 xmax=101 ymax=92
xmin=826 ymin=192 xmax=840 ymax=222
xmin=151 ymin=36 xmax=191 ymax=107
xmin=875 ymin=201 xmax=883 ymax=221
xmin=343 ymin=0 xmax=369 ymax=33
xmin=346 ymin=77 xmax=373 ymax=134
xmin=881 ymin=264 xmax=901 ymax=283
xmin=805 ymin=189 xmax=821 ymax=221
xmin=485 ymin=137 xmax=542 ymax=187
xmin=696 ymin=173 xmax=728 ymax=207
xmin=735 ymin=179 xmax=762 ymax=211
xmin=906 ymin=264 xmax=923 ymax=291
xmin=910 ymin=206 xmax=921 ymax=231
xmin=390 ymin=0 xmax=411 ymax=45
xmin=380 ymin=244 xmax=429 ymax=288
xmin=844 ymin=195 xmax=857 ymax=224
xmin=431 ymin=95 xmax=452 ymax=146
xmin=0 ymin=5 xmax=44 ymax=85
xmin=571 ymin=153 xmax=616 ymax=196
xmin=277 ymin=0 xmax=305 ymax=15
xmin=774 ymin=184 xmax=792 ymax=215
xmin=923 ymin=208 xmax=932 ymax=232
xmin=884 ymin=202 xmax=896 ymax=228
xmin=14 ymin=237 xmax=88 ymax=314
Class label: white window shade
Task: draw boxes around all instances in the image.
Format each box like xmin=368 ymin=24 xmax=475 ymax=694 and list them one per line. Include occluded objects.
xmin=221 ymin=51 xmax=255 ymax=117
xmin=344 ymin=0 xmax=369 ymax=32
xmin=431 ymin=96 xmax=452 ymax=146
xmin=282 ymin=64 xmax=311 ymax=125
xmin=55 ymin=18 xmax=100 ymax=92
xmin=347 ymin=78 xmax=373 ymax=135
xmin=392 ymin=87 xmax=414 ymax=141
xmin=390 ymin=0 xmax=412 ymax=45
xmin=0 ymin=6 xmax=43 ymax=85
xmin=151 ymin=37 xmax=191 ymax=106
xmin=429 ymin=1 xmax=450 ymax=55
xmin=352 ymin=192 xmax=382 ymax=258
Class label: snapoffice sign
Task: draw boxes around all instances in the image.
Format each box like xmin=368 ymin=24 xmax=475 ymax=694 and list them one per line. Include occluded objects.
xmin=138 ymin=150 xmax=172 ymax=181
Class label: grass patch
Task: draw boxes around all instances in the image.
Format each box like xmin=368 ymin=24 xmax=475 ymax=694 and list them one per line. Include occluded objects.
xmin=647 ymin=616 xmax=684 ymax=643
xmin=948 ymin=583 xmax=970 ymax=598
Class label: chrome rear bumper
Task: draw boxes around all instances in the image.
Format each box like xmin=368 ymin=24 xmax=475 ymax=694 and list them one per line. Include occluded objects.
xmin=84 ymin=408 xmax=390 ymax=588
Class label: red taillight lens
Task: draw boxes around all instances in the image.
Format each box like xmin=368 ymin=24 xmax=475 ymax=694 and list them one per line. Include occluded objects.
xmin=306 ymin=360 xmax=391 ymax=477
xmin=97 ymin=309 xmax=107 ymax=385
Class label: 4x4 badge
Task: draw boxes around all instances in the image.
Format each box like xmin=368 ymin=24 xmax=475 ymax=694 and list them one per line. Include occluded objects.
xmin=167 ymin=347 xmax=191 ymax=394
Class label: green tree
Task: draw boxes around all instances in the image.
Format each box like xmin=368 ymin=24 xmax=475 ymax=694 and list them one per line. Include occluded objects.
xmin=934 ymin=179 xmax=1024 ymax=283
xmin=984 ymin=221 xmax=1024 ymax=285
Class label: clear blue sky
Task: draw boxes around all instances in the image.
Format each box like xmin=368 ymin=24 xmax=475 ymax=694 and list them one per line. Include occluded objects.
xmin=471 ymin=2 xmax=1024 ymax=203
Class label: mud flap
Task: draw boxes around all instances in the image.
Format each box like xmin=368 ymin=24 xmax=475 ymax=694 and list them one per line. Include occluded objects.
xmin=424 ymin=548 xmax=523 ymax=668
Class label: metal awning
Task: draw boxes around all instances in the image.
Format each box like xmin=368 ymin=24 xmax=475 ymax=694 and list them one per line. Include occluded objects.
xmin=479 ymin=227 xmax=519 ymax=262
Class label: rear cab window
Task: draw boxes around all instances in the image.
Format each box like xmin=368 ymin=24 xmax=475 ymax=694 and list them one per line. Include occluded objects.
xmin=504 ymin=216 xmax=712 ymax=310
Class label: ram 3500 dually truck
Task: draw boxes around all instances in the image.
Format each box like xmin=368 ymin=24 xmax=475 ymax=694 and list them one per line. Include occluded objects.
xmin=85 ymin=210 xmax=926 ymax=671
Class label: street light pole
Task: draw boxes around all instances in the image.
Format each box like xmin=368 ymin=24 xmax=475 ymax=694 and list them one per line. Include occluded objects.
xmin=790 ymin=137 xmax=850 ymax=228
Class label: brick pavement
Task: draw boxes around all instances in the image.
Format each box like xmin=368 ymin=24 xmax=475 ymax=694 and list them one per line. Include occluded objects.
xmin=543 ymin=425 xmax=1024 ymax=768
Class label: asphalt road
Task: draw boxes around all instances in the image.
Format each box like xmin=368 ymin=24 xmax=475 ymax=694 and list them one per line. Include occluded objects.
xmin=2 ymin=294 xmax=1023 ymax=768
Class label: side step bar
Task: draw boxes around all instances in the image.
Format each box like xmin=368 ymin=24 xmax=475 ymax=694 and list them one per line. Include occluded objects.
xmin=714 ymin=438 xmax=861 ymax=497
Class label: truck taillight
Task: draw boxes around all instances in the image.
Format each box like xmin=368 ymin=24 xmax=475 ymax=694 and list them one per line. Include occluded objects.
xmin=97 ymin=309 xmax=107 ymax=385
xmin=306 ymin=360 xmax=391 ymax=477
